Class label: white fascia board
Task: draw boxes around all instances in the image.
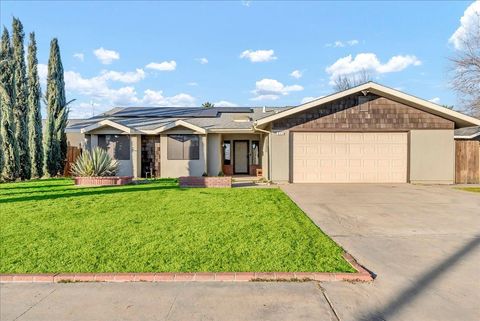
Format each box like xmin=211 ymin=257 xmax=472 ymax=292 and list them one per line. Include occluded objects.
xmin=208 ymin=128 xmax=256 ymax=133
xmin=80 ymin=120 xmax=134 ymax=134
xmin=454 ymin=132 xmax=480 ymax=139
xmin=143 ymin=120 xmax=207 ymax=135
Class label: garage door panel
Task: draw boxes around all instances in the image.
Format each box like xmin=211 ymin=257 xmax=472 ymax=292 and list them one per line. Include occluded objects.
xmin=293 ymin=132 xmax=407 ymax=183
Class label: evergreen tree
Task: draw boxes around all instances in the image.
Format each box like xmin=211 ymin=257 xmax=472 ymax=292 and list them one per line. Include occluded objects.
xmin=0 ymin=86 xmax=3 ymax=178
xmin=12 ymin=18 xmax=30 ymax=180
xmin=44 ymin=38 xmax=66 ymax=176
xmin=27 ymin=32 xmax=43 ymax=178
xmin=0 ymin=28 xmax=20 ymax=181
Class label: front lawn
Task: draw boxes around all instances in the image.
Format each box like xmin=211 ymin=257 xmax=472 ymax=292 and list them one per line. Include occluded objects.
xmin=0 ymin=179 xmax=354 ymax=273
xmin=457 ymin=187 xmax=480 ymax=193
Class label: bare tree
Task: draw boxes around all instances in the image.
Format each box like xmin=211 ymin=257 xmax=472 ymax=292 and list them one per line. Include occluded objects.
xmin=333 ymin=69 xmax=372 ymax=92
xmin=450 ymin=13 xmax=480 ymax=118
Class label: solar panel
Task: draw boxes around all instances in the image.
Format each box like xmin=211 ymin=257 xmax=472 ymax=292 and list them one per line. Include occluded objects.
xmin=108 ymin=107 xmax=253 ymax=118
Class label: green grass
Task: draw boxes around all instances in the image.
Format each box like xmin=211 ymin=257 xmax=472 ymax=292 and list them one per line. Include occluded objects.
xmin=457 ymin=187 xmax=480 ymax=193
xmin=0 ymin=179 xmax=354 ymax=273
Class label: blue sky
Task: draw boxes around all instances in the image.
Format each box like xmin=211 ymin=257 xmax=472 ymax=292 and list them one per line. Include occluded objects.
xmin=0 ymin=1 xmax=477 ymax=118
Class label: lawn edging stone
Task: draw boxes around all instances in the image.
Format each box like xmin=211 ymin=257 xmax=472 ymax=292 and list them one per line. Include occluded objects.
xmin=0 ymin=253 xmax=373 ymax=283
xmin=74 ymin=176 xmax=133 ymax=186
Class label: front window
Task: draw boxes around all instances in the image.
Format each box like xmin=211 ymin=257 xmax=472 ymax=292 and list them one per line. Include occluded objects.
xmin=97 ymin=134 xmax=130 ymax=160
xmin=223 ymin=140 xmax=231 ymax=165
xmin=252 ymin=140 xmax=260 ymax=165
xmin=167 ymin=134 xmax=200 ymax=160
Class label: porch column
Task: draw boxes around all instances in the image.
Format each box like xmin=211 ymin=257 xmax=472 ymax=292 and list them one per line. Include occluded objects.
xmin=130 ymin=135 xmax=141 ymax=178
xmin=207 ymin=133 xmax=222 ymax=176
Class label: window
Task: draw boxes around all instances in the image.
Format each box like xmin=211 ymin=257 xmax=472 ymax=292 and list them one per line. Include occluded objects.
xmin=167 ymin=134 xmax=200 ymax=160
xmin=252 ymin=140 xmax=260 ymax=165
xmin=223 ymin=140 xmax=231 ymax=165
xmin=97 ymin=134 xmax=130 ymax=160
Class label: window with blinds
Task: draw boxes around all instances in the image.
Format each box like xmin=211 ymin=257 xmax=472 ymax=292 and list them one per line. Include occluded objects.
xmin=167 ymin=134 xmax=200 ymax=160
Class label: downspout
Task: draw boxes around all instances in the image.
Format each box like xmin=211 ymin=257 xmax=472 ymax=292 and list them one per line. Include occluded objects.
xmin=253 ymin=123 xmax=272 ymax=181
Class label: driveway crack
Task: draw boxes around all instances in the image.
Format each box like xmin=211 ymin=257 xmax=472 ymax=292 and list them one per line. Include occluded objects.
xmin=13 ymin=288 xmax=56 ymax=321
xmin=316 ymin=283 xmax=341 ymax=321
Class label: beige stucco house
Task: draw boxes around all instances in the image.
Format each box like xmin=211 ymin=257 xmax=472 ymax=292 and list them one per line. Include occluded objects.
xmin=66 ymin=82 xmax=480 ymax=184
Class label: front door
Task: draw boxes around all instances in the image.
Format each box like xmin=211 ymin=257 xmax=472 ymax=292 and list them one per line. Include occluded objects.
xmin=234 ymin=141 xmax=249 ymax=174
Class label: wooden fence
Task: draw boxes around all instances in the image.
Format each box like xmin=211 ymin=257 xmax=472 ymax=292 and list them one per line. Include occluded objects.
xmin=63 ymin=146 xmax=82 ymax=177
xmin=455 ymin=140 xmax=480 ymax=184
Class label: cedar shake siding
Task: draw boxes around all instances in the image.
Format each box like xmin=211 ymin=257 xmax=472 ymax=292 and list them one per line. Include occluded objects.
xmin=272 ymin=94 xmax=455 ymax=131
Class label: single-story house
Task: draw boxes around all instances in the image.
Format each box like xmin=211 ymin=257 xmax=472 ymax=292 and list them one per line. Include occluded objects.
xmin=66 ymin=82 xmax=480 ymax=184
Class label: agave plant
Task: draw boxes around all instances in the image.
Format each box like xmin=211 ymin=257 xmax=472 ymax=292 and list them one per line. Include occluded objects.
xmin=71 ymin=147 xmax=119 ymax=177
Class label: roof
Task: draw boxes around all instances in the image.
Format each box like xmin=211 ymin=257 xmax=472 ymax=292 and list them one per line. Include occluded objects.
xmin=454 ymin=126 xmax=480 ymax=139
xmin=66 ymin=107 xmax=288 ymax=134
xmin=255 ymin=82 xmax=480 ymax=128
xmin=67 ymin=82 xmax=480 ymax=135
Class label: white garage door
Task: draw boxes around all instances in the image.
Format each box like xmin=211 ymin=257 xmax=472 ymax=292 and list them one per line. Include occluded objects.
xmin=293 ymin=132 xmax=408 ymax=183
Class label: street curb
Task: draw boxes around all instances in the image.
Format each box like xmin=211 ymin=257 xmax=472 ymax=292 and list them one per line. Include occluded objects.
xmin=0 ymin=253 xmax=373 ymax=283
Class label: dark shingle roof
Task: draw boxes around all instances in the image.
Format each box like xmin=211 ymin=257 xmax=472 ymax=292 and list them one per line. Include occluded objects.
xmin=66 ymin=106 xmax=288 ymax=132
xmin=454 ymin=126 xmax=480 ymax=138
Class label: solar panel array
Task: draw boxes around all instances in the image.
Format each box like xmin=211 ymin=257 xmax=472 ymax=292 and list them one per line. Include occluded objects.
xmin=108 ymin=107 xmax=253 ymax=118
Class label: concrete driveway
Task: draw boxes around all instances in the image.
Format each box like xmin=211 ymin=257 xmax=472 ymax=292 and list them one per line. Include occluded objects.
xmin=282 ymin=184 xmax=480 ymax=321
xmin=1 ymin=184 xmax=479 ymax=321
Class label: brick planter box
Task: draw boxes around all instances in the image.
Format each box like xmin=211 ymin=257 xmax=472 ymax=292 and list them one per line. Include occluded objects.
xmin=179 ymin=176 xmax=232 ymax=188
xmin=74 ymin=176 xmax=133 ymax=186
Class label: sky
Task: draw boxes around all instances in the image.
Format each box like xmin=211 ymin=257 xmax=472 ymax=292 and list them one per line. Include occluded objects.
xmin=0 ymin=1 xmax=478 ymax=118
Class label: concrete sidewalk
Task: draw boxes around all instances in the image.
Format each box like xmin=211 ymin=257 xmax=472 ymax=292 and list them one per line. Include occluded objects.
xmin=0 ymin=282 xmax=337 ymax=321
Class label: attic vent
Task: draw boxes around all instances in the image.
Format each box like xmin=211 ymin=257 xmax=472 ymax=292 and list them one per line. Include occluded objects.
xmin=234 ymin=116 xmax=252 ymax=122
xmin=358 ymin=96 xmax=370 ymax=112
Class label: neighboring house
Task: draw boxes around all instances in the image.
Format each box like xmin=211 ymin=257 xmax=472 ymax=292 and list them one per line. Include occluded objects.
xmin=454 ymin=126 xmax=480 ymax=141
xmin=453 ymin=126 xmax=480 ymax=184
xmin=66 ymin=82 xmax=480 ymax=184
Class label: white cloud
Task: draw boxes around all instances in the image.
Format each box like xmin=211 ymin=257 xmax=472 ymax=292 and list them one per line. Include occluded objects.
xmin=301 ymin=96 xmax=324 ymax=104
xmin=429 ymin=97 xmax=441 ymax=104
xmin=449 ymin=1 xmax=480 ymax=50
xmin=240 ymin=49 xmax=277 ymax=63
xmin=73 ymin=53 xmax=84 ymax=62
xmin=325 ymin=53 xmax=421 ymax=83
xmin=93 ymin=47 xmax=120 ymax=64
xmin=145 ymin=60 xmax=177 ymax=71
xmin=214 ymin=100 xmax=238 ymax=107
xmin=187 ymin=82 xmax=199 ymax=86
xmin=139 ymin=90 xmax=195 ymax=107
xmin=251 ymin=78 xmax=303 ymax=101
xmin=242 ymin=0 xmax=251 ymax=7
xmin=63 ymin=68 xmax=194 ymax=107
xmin=196 ymin=57 xmax=208 ymax=64
xmin=325 ymin=39 xmax=360 ymax=48
xmin=290 ymin=70 xmax=302 ymax=79
xmin=38 ymin=63 xmax=48 ymax=85
xmin=100 ymin=69 xmax=145 ymax=83
xmin=69 ymin=102 xmax=97 ymax=119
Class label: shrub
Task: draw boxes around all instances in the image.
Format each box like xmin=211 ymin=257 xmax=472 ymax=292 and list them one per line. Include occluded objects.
xmin=218 ymin=171 xmax=224 ymax=177
xmin=71 ymin=147 xmax=119 ymax=177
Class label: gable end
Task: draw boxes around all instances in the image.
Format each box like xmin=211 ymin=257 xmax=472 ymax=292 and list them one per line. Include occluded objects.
xmin=272 ymin=93 xmax=455 ymax=131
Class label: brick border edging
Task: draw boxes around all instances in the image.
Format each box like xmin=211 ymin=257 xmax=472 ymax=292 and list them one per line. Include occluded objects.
xmin=0 ymin=253 xmax=373 ymax=283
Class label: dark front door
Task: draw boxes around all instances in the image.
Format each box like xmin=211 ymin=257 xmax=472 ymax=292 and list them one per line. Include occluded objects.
xmin=234 ymin=141 xmax=249 ymax=174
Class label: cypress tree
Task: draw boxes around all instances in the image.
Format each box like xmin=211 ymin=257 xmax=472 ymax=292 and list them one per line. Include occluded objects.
xmin=44 ymin=38 xmax=66 ymax=176
xmin=27 ymin=32 xmax=43 ymax=178
xmin=0 ymin=28 xmax=20 ymax=181
xmin=0 ymin=85 xmax=3 ymax=178
xmin=12 ymin=18 xmax=30 ymax=180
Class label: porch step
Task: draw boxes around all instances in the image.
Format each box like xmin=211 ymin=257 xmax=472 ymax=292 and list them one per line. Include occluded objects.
xmin=231 ymin=176 xmax=262 ymax=182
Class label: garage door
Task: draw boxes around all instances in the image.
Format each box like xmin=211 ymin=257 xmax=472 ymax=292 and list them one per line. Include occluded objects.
xmin=293 ymin=132 xmax=408 ymax=183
